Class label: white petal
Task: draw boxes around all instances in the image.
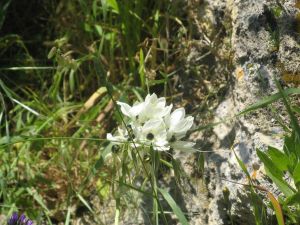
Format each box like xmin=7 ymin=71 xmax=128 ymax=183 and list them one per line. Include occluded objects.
xmin=164 ymin=113 xmax=171 ymax=128
xmin=107 ymin=133 xmax=114 ymax=140
xmin=142 ymin=119 xmax=164 ymax=133
xmin=170 ymin=108 xmax=186 ymax=127
xmin=131 ymin=102 xmax=144 ymax=116
xmin=145 ymin=93 xmax=157 ymax=104
xmin=117 ymin=126 xmax=128 ymax=136
xmin=159 ymin=104 xmax=173 ymax=118
xmin=153 ymin=141 xmax=170 ymax=151
xmin=174 ymin=116 xmax=194 ymax=133
xmin=157 ymin=97 xmax=166 ymax=108
xmin=117 ymin=102 xmax=133 ymax=118
xmin=171 ymin=141 xmax=196 ymax=152
xmin=155 ymin=130 xmax=168 ymax=141
xmin=107 ymin=133 xmax=125 ymax=142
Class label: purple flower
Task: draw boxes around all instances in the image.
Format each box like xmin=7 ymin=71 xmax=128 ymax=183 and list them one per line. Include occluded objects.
xmin=7 ymin=212 xmax=34 ymax=225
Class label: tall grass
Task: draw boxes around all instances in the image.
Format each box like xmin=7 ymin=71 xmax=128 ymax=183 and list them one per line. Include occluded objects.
xmin=0 ymin=0 xmax=196 ymax=224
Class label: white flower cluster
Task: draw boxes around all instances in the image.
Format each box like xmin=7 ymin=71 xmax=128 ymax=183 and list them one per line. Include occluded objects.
xmin=107 ymin=93 xmax=195 ymax=152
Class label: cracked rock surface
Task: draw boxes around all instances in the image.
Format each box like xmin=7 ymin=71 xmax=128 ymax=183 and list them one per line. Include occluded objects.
xmin=185 ymin=0 xmax=300 ymax=224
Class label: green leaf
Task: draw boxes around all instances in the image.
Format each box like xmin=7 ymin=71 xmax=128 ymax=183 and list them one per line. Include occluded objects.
xmin=267 ymin=146 xmax=290 ymax=171
xmin=283 ymin=133 xmax=300 ymax=160
xmin=106 ymin=0 xmax=119 ymax=13
xmin=64 ymin=207 xmax=71 ymax=225
xmin=249 ymin=188 xmax=266 ymax=225
xmin=238 ymin=88 xmax=300 ymax=116
xmin=11 ymin=98 xmax=40 ymax=116
xmin=76 ymin=193 xmax=94 ymax=213
xmin=198 ymin=152 xmax=205 ymax=174
xmin=233 ymin=149 xmax=251 ymax=180
xmin=172 ymin=159 xmax=182 ymax=184
xmin=0 ymin=78 xmax=16 ymax=99
xmin=138 ymin=48 xmax=145 ymax=89
xmin=292 ymin=163 xmax=300 ymax=188
xmin=95 ymin=25 xmax=103 ymax=36
xmin=292 ymin=105 xmax=300 ymax=115
xmin=26 ymin=187 xmax=50 ymax=213
xmin=275 ymin=80 xmax=300 ymax=139
xmin=267 ymin=192 xmax=285 ymax=225
xmin=257 ymin=149 xmax=283 ymax=178
xmin=283 ymin=135 xmax=294 ymax=157
xmin=48 ymin=47 xmax=57 ymax=59
xmin=158 ymin=188 xmax=190 ymax=225
xmin=0 ymin=135 xmax=23 ymax=145
xmin=96 ymin=179 xmax=110 ymax=200
xmin=257 ymin=149 xmax=295 ymax=197
xmin=285 ymin=192 xmax=300 ymax=206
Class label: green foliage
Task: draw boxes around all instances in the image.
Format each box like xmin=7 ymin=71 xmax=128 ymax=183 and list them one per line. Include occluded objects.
xmin=257 ymin=134 xmax=300 ymax=224
xmin=0 ymin=0 xmax=194 ymax=224
xmin=249 ymin=82 xmax=300 ymax=225
xmin=159 ymin=188 xmax=189 ymax=225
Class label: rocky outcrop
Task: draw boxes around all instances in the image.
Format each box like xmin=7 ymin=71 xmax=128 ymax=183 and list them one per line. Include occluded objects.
xmin=186 ymin=0 xmax=300 ymax=224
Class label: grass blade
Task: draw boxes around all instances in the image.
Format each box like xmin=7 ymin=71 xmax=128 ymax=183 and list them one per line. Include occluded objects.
xmin=138 ymin=48 xmax=145 ymax=89
xmin=64 ymin=207 xmax=71 ymax=225
xmin=11 ymin=98 xmax=40 ymax=116
xmin=238 ymin=88 xmax=300 ymax=116
xmin=292 ymin=163 xmax=300 ymax=188
xmin=275 ymin=80 xmax=300 ymax=140
xmin=158 ymin=188 xmax=189 ymax=225
xmin=256 ymin=149 xmax=295 ymax=197
xmin=26 ymin=188 xmax=50 ymax=213
xmin=267 ymin=192 xmax=285 ymax=225
xmin=233 ymin=149 xmax=251 ymax=180
xmin=76 ymin=193 xmax=94 ymax=213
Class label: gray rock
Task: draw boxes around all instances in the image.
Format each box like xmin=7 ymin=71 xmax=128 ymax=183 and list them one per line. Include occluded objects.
xmin=186 ymin=0 xmax=299 ymax=224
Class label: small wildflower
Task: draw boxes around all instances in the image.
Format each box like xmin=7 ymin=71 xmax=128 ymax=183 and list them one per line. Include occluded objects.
xmin=7 ymin=212 xmax=34 ymax=225
xmin=107 ymin=93 xmax=196 ymax=152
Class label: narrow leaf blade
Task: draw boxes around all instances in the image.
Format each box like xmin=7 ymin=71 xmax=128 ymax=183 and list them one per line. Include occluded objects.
xmin=158 ymin=188 xmax=189 ymax=225
xmin=267 ymin=192 xmax=285 ymax=225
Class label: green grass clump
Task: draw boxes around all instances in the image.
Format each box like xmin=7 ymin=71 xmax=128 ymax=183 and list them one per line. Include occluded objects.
xmin=0 ymin=0 xmax=198 ymax=224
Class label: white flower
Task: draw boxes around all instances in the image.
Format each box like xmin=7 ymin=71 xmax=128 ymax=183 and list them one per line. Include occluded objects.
xmin=117 ymin=101 xmax=144 ymax=120
xmin=138 ymin=118 xmax=169 ymax=151
xmin=107 ymin=126 xmax=128 ymax=143
xmin=108 ymin=93 xmax=195 ymax=152
xmin=117 ymin=93 xmax=172 ymax=123
xmin=138 ymin=93 xmax=173 ymax=123
xmin=170 ymin=141 xmax=196 ymax=152
xmin=165 ymin=108 xmax=194 ymax=141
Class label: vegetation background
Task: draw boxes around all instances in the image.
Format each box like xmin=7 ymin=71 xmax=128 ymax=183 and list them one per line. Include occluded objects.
xmin=1 ymin=0 xmax=228 ymax=224
xmin=1 ymin=0 xmax=300 ymax=224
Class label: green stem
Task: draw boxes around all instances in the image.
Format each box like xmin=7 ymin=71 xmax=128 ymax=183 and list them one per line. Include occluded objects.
xmin=115 ymin=197 xmax=120 ymax=225
xmin=151 ymin=146 xmax=160 ymax=225
xmin=98 ymin=67 xmax=168 ymax=224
